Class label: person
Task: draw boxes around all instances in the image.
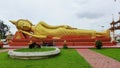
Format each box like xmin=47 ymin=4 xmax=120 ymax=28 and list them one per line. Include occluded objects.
xmin=9 ymin=19 xmax=110 ymax=39
xmin=28 ymin=40 xmax=35 ymax=49
xmin=28 ymin=40 xmax=41 ymax=48
xmin=6 ymin=31 xmax=13 ymax=43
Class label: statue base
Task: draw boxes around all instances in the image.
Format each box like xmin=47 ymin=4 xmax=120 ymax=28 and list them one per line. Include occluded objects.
xmin=8 ymin=31 xmax=114 ymax=46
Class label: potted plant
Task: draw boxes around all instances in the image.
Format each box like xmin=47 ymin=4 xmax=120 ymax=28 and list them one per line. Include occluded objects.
xmin=63 ymin=40 xmax=68 ymax=49
xmin=95 ymin=40 xmax=103 ymax=49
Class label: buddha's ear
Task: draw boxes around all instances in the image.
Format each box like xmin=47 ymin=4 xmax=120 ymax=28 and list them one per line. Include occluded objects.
xmin=9 ymin=20 xmax=17 ymax=25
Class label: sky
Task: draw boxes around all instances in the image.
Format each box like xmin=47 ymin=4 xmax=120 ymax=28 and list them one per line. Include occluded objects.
xmin=0 ymin=0 xmax=120 ymax=34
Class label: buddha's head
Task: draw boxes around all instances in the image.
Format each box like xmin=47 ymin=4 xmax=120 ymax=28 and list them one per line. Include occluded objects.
xmin=10 ymin=19 xmax=32 ymax=31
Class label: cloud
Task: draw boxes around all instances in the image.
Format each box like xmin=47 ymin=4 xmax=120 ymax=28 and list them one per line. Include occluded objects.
xmin=74 ymin=0 xmax=118 ymax=19
xmin=0 ymin=0 xmax=120 ymax=34
xmin=74 ymin=0 xmax=92 ymax=5
xmin=76 ymin=12 xmax=104 ymax=19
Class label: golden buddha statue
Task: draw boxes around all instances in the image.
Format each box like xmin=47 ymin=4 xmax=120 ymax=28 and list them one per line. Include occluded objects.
xmin=9 ymin=19 xmax=110 ymax=39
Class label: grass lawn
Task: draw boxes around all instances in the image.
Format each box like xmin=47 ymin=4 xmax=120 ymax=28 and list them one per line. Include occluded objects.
xmin=91 ymin=48 xmax=120 ymax=61
xmin=15 ymin=48 xmax=56 ymax=52
xmin=0 ymin=49 xmax=91 ymax=68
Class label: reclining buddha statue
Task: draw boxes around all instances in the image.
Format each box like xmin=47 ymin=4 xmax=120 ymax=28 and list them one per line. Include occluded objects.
xmin=10 ymin=19 xmax=110 ymax=39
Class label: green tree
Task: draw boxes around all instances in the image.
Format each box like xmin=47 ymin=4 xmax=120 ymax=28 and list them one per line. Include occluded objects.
xmin=0 ymin=20 xmax=9 ymax=39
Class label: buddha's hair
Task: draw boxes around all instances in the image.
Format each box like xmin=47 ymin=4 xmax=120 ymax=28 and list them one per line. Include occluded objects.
xmin=15 ymin=19 xmax=33 ymax=29
xmin=17 ymin=19 xmax=33 ymax=26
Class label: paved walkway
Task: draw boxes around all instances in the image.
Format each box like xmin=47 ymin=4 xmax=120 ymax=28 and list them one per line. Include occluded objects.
xmin=76 ymin=49 xmax=120 ymax=68
xmin=0 ymin=49 xmax=9 ymax=52
xmin=0 ymin=49 xmax=15 ymax=53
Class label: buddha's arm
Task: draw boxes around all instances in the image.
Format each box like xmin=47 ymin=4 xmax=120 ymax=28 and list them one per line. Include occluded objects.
xmin=39 ymin=21 xmax=76 ymax=29
xmin=19 ymin=30 xmax=47 ymax=39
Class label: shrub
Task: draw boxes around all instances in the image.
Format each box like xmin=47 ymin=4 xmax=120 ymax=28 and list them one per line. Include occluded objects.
xmin=29 ymin=42 xmax=36 ymax=49
xmin=29 ymin=42 xmax=41 ymax=49
xmin=63 ymin=44 xmax=68 ymax=49
xmin=63 ymin=40 xmax=68 ymax=49
xmin=117 ymin=39 xmax=120 ymax=43
xmin=95 ymin=40 xmax=103 ymax=49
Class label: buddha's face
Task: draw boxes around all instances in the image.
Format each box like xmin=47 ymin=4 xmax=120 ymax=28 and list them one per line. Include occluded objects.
xmin=10 ymin=19 xmax=32 ymax=31
xmin=17 ymin=20 xmax=32 ymax=31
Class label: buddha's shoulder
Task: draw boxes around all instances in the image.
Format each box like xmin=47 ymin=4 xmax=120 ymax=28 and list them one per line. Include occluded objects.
xmin=35 ymin=23 xmax=46 ymax=29
xmin=36 ymin=22 xmax=42 ymax=27
xmin=36 ymin=21 xmax=45 ymax=26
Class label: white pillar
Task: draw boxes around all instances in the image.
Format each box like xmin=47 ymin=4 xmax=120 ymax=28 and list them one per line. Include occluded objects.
xmin=110 ymin=31 xmax=115 ymax=42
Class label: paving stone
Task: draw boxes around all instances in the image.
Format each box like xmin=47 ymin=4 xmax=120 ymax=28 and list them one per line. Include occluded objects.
xmin=76 ymin=49 xmax=120 ymax=68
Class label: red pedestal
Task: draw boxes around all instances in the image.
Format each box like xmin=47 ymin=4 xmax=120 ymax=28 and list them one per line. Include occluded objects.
xmin=9 ymin=31 xmax=114 ymax=46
